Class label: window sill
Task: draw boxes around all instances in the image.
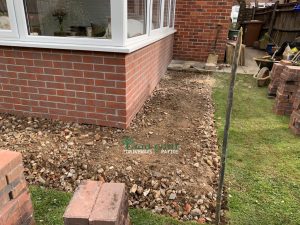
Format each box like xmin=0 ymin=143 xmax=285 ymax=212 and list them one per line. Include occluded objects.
xmin=0 ymin=30 xmax=176 ymax=54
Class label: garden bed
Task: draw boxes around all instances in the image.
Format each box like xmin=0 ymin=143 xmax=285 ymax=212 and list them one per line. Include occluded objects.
xmin=0 ymin=71 xmax=221 ymax=223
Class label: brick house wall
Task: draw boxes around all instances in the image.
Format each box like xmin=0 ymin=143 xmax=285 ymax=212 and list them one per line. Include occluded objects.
xmin=0 ymin=35 xmax=173 ymax=129
xmin=125 ymin=35 xmax=173 ymax=123
xmin=173 ymin=0 xmax=233 ymax=62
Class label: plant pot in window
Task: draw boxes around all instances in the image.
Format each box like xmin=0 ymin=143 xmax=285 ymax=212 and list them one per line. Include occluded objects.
xmin=52 ymin=8 xmax=67 ymax=36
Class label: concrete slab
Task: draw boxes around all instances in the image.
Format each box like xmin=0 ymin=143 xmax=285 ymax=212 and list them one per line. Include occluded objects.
xmin=169 ymin=47 xmax=268 ymax=75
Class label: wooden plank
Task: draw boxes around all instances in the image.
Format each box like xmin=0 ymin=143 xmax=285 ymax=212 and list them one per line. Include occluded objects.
xmin=268 ymin=1 xmax=279 ymax=35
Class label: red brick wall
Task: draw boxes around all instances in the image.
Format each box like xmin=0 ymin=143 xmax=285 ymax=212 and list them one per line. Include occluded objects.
xmin=0 ymin=35 xmax=173 ymax=129
xmin=125 ymin=35 xmax=173 ymax=124
xmin=0 ymin=47 xmax=127 ymax=128
xmin=173 ymin=0 xmax=233 ymax=62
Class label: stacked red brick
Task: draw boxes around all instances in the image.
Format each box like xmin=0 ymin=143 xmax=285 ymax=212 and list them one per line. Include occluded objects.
xmin=0 ymin=150 xmax=35 ymax=225
xmin=268 ymin=63 xmax=285 ymax=96
xmin=64 ymin=181 xmax=130 ymax=225
xmin=273 ymin=66 xmax=300 ymax=116
xmin=290 ymin=89 xmax=300 ymax=135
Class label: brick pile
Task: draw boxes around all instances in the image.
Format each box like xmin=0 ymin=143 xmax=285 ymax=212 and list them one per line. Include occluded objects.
xmin=289 ymin=89 xmax=300 ymax=135
xmin=273 ymin=66 xmax=300 ymax=116
xmin=64 ymin=181 xmax=130 ymax=225
xmin=0 ymin=150 xmax=35 ymax=225
xmin=268 ymin=60 xmax=293 ymax=97
xmin=268 ymin=63 xmax=285 ymax=96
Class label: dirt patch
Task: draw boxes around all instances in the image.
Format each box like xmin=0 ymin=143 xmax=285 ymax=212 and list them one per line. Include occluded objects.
xmin=0 ymin=71 xmax=222 ymax=223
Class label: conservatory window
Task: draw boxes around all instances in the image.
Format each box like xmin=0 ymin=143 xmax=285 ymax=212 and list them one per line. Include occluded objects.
xmin=169 ymin=0 xmax=175 ymax=28
xmin=152 ymin=0 xmax=161 ymax=30
xmin=163 ymin=0 xmax=170 ymax=27
xmin=127 ymin=0 xmax=147 ymax=38
xmin=0 ymin=0 xmax=10 ymax=30
xmin=0 ymin=0 xmax=176 ymax=52
xmin=23 ymin=0 xmax=112 ymax=39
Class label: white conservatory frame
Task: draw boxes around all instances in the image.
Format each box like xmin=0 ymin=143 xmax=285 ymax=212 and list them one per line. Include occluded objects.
xmin=0 ymin=0 xmax=176 ymax=53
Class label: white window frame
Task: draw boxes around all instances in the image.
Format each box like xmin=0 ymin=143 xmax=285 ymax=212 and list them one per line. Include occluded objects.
xmin=162 ymin=0 xmax=171 ymax=28
xmin=0 ymin=0 xmax=19 ymax=39
xmin=14 ymin=0 xmax=125 ymax=47
xmin=169 ymin=0 xmax=176 ymax=28
xmin=0 ymin=0 xmax=175 ymax=53
xmin=150 ymin=0 xmax=162 ymax=32
xmin=126 ymin=0 xmax=150 ymax=45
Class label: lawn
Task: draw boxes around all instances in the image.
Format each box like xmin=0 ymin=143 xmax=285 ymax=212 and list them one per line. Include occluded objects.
xmin=29 ymin=73 xmax=300 ymax=225
xmin=213 ymin=74 xmax=300 ymax=225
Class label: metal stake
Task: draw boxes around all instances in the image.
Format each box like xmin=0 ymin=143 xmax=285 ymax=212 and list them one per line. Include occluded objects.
xmin=215 ymin=27 xmax=243 ymax=225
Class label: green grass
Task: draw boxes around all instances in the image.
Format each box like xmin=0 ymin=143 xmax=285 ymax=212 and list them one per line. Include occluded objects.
xmin=212 ymin=74 xmax=300 ymax=225
xmin=30 ymin=186 xmax=71 ymax=225
xmin=30 ymin=186 xmax=197 ymax=225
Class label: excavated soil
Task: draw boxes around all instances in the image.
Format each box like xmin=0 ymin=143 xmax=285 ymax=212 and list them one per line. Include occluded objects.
xmin=0 ymin=71 xmax=224 ymax=223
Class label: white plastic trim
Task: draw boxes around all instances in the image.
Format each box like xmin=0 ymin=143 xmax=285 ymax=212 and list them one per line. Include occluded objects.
xmin=0 ymin=29 xmax=176 ymax=53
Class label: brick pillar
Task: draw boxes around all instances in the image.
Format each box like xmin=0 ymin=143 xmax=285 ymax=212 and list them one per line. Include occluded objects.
xmin=64 ymin=181 xmax=130 ymax=225
xmin=0 ymin=150 xmax=35 ymax=225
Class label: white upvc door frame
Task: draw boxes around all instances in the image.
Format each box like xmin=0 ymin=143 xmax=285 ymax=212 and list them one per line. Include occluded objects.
xmin=0 ymin=0 xmax=19 ymax=39
xmin=13 ymin=0 xmax=126 ymax=47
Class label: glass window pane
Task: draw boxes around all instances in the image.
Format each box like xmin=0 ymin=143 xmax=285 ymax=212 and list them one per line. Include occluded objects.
xmin=24 ymin=0 xmax=112 ymax=39
xmin=169 ymin=0 xmax=174 ymax=28
xmin=163 ymin=0 xmax=169 ymax=27
xmin=0 ymin=0 xmax=10 ymax=30
xmin=152 ymin=0 xmax=161 ymax=30
xmin=127 ymin=0 xmax=147 ymax=38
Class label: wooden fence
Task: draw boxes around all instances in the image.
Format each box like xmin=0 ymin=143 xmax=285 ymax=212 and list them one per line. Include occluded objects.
xmin=253 ymin=2 xmax=300 ymax=45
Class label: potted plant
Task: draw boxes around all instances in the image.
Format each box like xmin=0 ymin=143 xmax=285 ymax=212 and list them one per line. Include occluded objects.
xmin=52 ymin=8 xmax=67 ymax=36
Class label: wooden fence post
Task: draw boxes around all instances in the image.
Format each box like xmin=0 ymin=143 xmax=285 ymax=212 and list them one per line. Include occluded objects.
xmin=268 ymin=1 xmax=279 ymax=36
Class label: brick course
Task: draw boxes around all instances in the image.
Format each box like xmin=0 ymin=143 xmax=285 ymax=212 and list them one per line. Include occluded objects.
xmin=0 ymin=35 xmax=173 ymax=128
xmin=173 ymin=0 xmax=233 ymax=62
xmin=0 ymin=150 xmax=35 ymax=225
